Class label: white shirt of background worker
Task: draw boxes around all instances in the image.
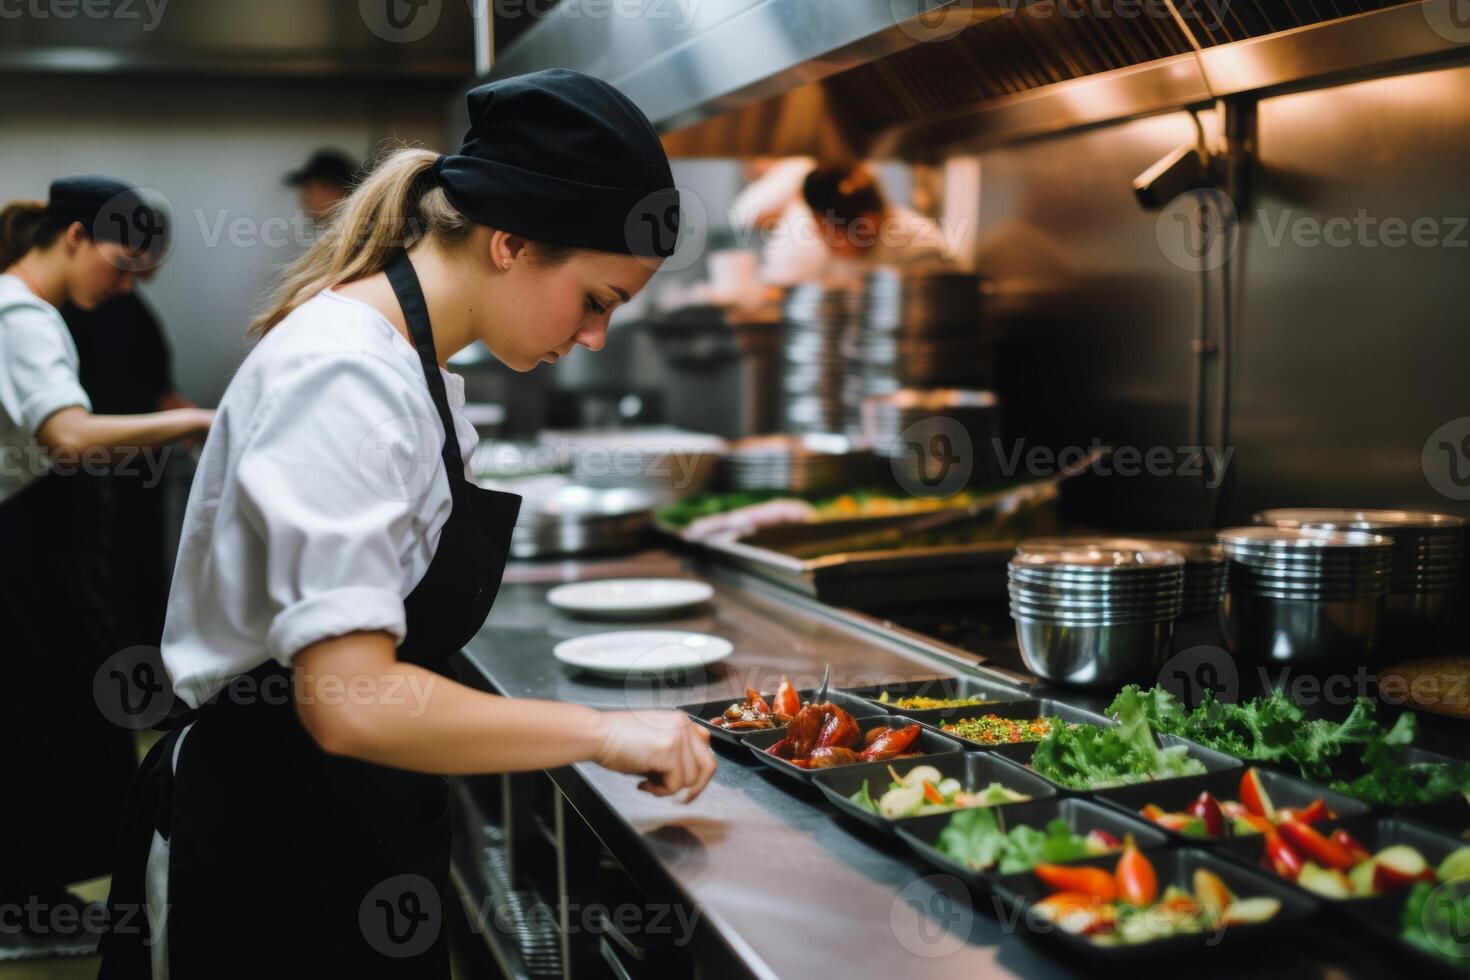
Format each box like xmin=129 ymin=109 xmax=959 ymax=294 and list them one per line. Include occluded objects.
xmin=730 ymin=157 xmax=952 ymax=286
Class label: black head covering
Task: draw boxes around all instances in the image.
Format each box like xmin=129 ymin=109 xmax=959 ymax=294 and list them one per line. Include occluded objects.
xmin=436 ymin=69 xmax=680 ymax=259
xmin=283 ymin=149 xmax=359 ymax=188
xmin=47 ymin=175 xmax=161 ymax=254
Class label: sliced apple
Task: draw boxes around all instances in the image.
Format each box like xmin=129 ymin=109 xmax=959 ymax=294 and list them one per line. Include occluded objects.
xmin=1190 ymin=791 xmax=1227 ymax=838
xmin=1240 ymin=768 xmax=1276 ymax=821
xmin=1297 ymin=862 xmax=1353 ymax=900
xmin=1222 ymin=896 xmax=1282 ymax=926
xmin=1193 ymin=867 xmax=1234 ymax=917
xmin=1349 ymin=859 xmax=1377 ymax=897
xmin=1372 ymin=845 xmax=1434 ymax=891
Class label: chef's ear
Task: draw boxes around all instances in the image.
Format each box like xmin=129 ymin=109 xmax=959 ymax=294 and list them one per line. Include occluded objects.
xmin=487 ymin=229 xmax=530 ymax=272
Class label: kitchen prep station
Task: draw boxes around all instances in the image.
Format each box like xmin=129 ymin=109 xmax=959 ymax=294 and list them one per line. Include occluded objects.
xmin=8 ymin=1 xmax=1470 ymax=978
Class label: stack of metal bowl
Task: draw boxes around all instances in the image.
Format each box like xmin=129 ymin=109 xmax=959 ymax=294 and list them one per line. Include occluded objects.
xmin=1254 ymin=509 xmax=1464 ymax=645
xmin=1017 ymin=537 xmax=1225 ymax=618
xmin=1218 ymin=527 xmax=1392 ymax=667
xmin=1008 ymin=548 xmax=1186 ymax=686
xmin=478 ymin=474 xmax=657 ymax=559
xmin=719 ymin=434 xmax=875 ymax=494
xmin=782 ymin=282 xmax=863 ymax=433
xmin=861 ymin=388 xmax=1002 ymax=487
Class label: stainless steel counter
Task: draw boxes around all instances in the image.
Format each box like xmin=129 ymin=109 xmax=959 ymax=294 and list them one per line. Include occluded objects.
xmin=452 ymin=552 xmax=1398 ymax=978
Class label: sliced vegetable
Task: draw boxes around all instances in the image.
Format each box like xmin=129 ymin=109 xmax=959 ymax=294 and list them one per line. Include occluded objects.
xmin=1114 ymin=837 xmax=1158 ymax=907
xmin=1240 ymin=769 xmax=1276 ymax=821
xmin=1277 ymin=818 xmax=1356 ymax=871
xmin=1035 ymin=862 xmax=1118 ymax=902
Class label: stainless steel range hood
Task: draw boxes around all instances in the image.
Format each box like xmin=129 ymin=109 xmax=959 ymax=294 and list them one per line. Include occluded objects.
xmin=491 ymin=0 xmax=1470 ymax=158
xmin=0 ymin=0 xmax=473 ymax=78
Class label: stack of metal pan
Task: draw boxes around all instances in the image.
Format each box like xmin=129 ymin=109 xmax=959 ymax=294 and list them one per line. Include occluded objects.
xmin=1007 ymin=548 xmax=1186 ymax=686
xmin=782 ymin=282 xmax=863 ymax=433
xmin=1218 ymin=527 xmax=1392 ymax=667
xmin=842 ymin=271 xmax=990 ymax=432
xmin=1254 ymin=509 xmax=1465 ymax=644
xmin=1017 ymin=537 xmax=1225 ymax=618
xmin=860 ymin=388 xmax=1002 ymax=487
xmin=479 ymin=474 xmax=657 ymax=559
xmin=719 ymin=434 xmax=875 ymax=494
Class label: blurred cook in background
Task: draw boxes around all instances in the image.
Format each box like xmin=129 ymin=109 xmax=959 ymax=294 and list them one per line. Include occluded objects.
xmin=282 ymin=148 xmax=360 ymax=225
xmin=730 ymin=157 xmax=952 ymax=286
xmin=0 ymin=176 xmax=212 ymax=959
xmin=62 ymin=205 xmax=194 ymax=654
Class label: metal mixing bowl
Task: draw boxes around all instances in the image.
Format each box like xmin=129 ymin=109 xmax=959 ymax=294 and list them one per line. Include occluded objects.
xmin=1013 ymin=615 xmax=1176 ymax=686
xmin=1220 ymin=589 xmax=1385 ymax=667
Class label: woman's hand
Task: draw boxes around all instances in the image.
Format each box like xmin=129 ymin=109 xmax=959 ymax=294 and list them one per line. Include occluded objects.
xmin=593 ymin=711 xmax=717 ymax=802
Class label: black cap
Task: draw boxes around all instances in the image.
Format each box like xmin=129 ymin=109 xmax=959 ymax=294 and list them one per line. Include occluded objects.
xmin=47 ymin=175 xmax=162 ymax=254
xmin=283 ymin=149 xmax=359 ymax=188
xmin=436 ymin=69 xmax=680 ymax=258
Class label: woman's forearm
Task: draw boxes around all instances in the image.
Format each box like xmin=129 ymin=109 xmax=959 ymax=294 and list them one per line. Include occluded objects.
xmin=294 ymin=632 xmax=611 ymax=775
xmin=39 ymin=405 xmax=211 ymax=457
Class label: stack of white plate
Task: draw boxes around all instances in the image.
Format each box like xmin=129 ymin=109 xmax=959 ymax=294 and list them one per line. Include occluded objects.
xmin=1007 ymin=548 xmax=1186 ymax=685
xmin=1017 ymin=537 xmax=1225 ymax=617
xmin=720 ymin=433 xmax=876 ymax=493
xmin=1218 ymin=527 xmax=1393 ymax=666
xmin=1254 ymin=509 xmax=1464 ymax=640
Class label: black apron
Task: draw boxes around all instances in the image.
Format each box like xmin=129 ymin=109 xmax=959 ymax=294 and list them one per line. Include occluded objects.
xmin=0 ymin=466 xmax=132 ymax=890
xmin=99 ymin=252 xmax=522 ymax=978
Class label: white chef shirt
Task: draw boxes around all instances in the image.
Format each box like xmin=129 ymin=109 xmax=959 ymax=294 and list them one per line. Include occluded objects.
xmin=161 ymin=289 xmax=479 ymax=708
xmin=0 ymin=273 xmax=93 ymax=506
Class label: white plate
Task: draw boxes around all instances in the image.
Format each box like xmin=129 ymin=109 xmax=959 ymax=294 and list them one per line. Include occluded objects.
xmin=546 ymin=578 xmax=714 ymax=620
xmin=552 ymin=630 xmax=733 ymax=679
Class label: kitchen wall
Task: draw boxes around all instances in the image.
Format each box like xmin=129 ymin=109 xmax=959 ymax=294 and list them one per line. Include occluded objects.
xmin=959 ymin=62 xmax=1470 ymax=527
xmin=0 ymin=74 xmax=458 ymax=407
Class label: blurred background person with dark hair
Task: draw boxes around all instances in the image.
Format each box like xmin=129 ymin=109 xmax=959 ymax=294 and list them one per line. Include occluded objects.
xmin=62 ymin=204 xmax=194 ymax=654
xmin=282 ymin=148 xmax=359 ymax=225
xmin=731 ymin=158 xmax=951 ymax=286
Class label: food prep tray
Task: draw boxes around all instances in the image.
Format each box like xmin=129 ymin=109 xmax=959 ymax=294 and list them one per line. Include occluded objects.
xmin=841 ymin=675 xmax=1030 ymax=716
xmin=810 ymin=752 xmax=1058 ymax=835
xmin=987 ymin=733 xmax=1243 ymax=794
xmin=991 ymin=847 xmax=1319 ymax=960
xmin=743 ymin=715 xmax=967 ymax=784
xmin=906 ymin=698 xmax=1111 ymax=747
xmin=680 ymin=689 xmax=882 ymax=749
xmin=897 ymin=797 xmax=1168 ymax=893
xmin=1097 ymin=766 xmax=1371 ymax=846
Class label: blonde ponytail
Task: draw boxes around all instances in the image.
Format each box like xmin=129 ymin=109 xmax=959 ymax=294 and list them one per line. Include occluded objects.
xmin=248 ymin=147 xmax=474 ymax=336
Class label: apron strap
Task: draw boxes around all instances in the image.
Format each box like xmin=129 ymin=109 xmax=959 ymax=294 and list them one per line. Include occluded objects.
xmin=383 ymin=250 xmax=466 ymax=503
xmin=97 ymin=726 xmax=180 ymax=978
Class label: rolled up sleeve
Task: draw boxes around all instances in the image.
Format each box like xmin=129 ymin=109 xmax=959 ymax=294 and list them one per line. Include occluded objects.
xmin=0 ymin=304 xmax=91 ymax=436
xmin=234 ymin=354 xmax=447 ymax=666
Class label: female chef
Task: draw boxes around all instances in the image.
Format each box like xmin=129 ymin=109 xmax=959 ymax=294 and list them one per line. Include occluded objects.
xmin=100 ymin=70 xmax=715 ymax=978
xmin=0 ymin=177 xmax=213 ymax=956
